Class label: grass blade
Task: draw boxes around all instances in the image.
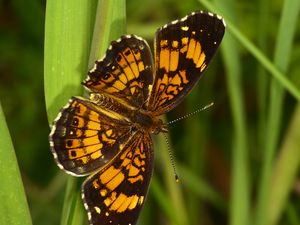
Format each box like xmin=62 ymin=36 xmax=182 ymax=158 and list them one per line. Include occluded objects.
xmin=256 ymin=0 xmax=270 ymax=152
xmin=268 ymin=105 xmax=300 ymax=225
xmin=286 ymin=203 xmax=300 ymax=225
xmin=0 ymin=101 xmax=33 ymax=225
xmin=220 ymin=22 xmax=250 ymax=225
xmin=44 ymin=0 xmax=126 ymax=225
xmin=178 ymin=164 xmax=227 ymax=211
xmin=198 ymin=0 xmax=300 ymax=100
xmin=254 ymin=1 xmax=300 ymax=225
xmin=88 ymin=0 xmax=126 ymax=67
xmin=151 ymin=176 xmax=181 ymax=225
xmin=44 ymin=0 xmax=98 ymax=122
xmin=155 ymin=133 xmax=189 ymax=225
xmin=60 ymin=177 xmax=85 ymax=225
xmin=44 ymin=1 xmax=98 ymax=224
xmin=205 ymin=1 xmax=250 ymax=225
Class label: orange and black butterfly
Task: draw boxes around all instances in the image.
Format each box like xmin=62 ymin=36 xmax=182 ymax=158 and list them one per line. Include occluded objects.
xmin=49 ymin=11 xmax=225 ymax=225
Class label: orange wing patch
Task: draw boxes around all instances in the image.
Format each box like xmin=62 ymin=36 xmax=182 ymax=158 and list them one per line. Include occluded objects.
xmin=83 ymin=35 xmax=154 ymax=108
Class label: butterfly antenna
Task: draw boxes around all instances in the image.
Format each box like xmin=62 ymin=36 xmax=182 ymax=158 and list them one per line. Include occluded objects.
xmin=163 ymin=132 xmax=179 ymax=183
xmin=167 ymin=102 xmax=214 ymax=125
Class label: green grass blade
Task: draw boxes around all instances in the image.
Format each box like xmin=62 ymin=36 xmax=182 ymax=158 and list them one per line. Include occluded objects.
xmin=178 ymin=164 xmax=227 ymax=211
xmin=44 ymin=0 xmax=98 ymax=122
xmin=254 ymin=1 xmax=300 ymax=225
xmin=44 ymin=1 xmax=98 ymax=224
xmin=155 ymin=133 xmax=189 ymax=225
xmin=220 ymin=23 xmax=250 ymax=225
xmin=206 ymin=1 xmax=250 ymax=225
xmin=256 ymin=0 xmax=270 ymax=152
xmin=198 ymin=0 xmax=300 ymax=100
xmin=0 ymin=101 xmax=33 ymax=225
xmin=88 ymin=0 xmax=126 ymax=67
xmin=44 ymin=1 xmax=126 ymax=225
xmin=268 ymin=105 xmax=300 ymax=225
xmin=151 ymin=176 xmax=181 ymax=225
xmin=286 ymin=203 xmax=300 ymax=225
xmin=60 ymin=177 xmax=86 ymax=225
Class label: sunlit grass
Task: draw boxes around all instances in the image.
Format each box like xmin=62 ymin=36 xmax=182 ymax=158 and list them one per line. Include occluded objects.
xmin=0 ymin=102 xmax=32 ymax=225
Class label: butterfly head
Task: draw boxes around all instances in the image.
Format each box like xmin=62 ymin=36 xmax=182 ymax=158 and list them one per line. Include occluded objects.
xmin=150 ymin=118 xmax=168 ymax=135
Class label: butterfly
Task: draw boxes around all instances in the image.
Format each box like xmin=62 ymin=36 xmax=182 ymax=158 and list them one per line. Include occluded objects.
xmin=49 ymin=11 xmax=225 ymax=225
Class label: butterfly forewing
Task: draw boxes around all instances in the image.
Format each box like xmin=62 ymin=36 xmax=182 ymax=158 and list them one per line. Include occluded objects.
xmin=83 ymin=35 xmax=154 ymax=109
xmin=147 ymin=11 xmax=225 ymax=115
xmin=82 ymin=132 xmax=153 ymax=225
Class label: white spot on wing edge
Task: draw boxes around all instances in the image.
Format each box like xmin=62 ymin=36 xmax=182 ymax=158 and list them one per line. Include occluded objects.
xmin=132 ymin=34 xmax=143 ymax=41
xmin=81 ymin=185 xmax=95 ymax=225
xmin=208 ymin=12 xmax=214 ymax=17
xmin=221 ymin=17 xmax=226 ymax=27
xmin=205 ymin=11 xmax=226 ymax=27
xmin=180 ymin=15 xmax=188 ymax=22
xmin=171 ymin=19 xmax=178 ymax=25
xmin=132 ymin=34 xmax=151 ymax=51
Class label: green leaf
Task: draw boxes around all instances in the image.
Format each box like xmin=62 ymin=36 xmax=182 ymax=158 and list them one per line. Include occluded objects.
xmin=268 ymin=105 xmax=300 ymax=225
xmin=0 ymin=101 xmax=33 ymax=225
xmin=88 ymin=0 xmax=126 ymax=67
xmin=178 ymin=164 xmax=227 ymax=211
xmin=44 ymin=0 xmax=98 ymax=122
xmin=44 ymin=1 xmax=126 ymax=225
xmin=155 ymin=133 xmax=189 ymax=225
xmin=151 ymin=176 xmax=181 ymax=225
xmin=254 ymin=0 xmax=300 ymax=224
xmin=198 ymin=0 xmax=300 ymax=100
xmin=201 ymin=1 xmax=251 ymax=225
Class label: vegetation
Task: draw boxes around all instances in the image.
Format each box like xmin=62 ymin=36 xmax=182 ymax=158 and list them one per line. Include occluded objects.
xmin=0 ymin=0 xmax=299 ymax=225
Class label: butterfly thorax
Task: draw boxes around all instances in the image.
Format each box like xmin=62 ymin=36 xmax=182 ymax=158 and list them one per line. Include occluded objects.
xmin=90 ymin=92 xmax=168 ymax=135
xmin=131 ymin=110 xmax=168 ymax=135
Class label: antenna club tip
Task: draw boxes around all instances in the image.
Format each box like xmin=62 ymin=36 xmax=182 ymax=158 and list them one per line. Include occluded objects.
xmin=175 ymin=174 xmax=179 ymax=183
xmin=205 ymin=102 xmax=214 ymax=109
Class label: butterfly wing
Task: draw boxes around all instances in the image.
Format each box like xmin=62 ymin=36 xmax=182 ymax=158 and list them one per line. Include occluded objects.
xmin=49 ymin=96 xmax=133 ymax=176
xmin=83 ymin=35 xmax=154 ymax=108
xmin=147 ymin=11 xmax=225 ymax=115
xmin=82 ymin=131 xmax=153 ymax=225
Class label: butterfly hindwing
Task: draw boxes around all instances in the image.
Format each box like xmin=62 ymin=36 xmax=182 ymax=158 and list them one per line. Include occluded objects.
xmin=82 ymin=131 xmax=153 ymax=225
xmin=83 ymin=35 xmax=154 ymax=108
xmin=49 ymin=96 xmax=132 ymax=176
xmin=148 ymin=11 xmax=225 ymax=114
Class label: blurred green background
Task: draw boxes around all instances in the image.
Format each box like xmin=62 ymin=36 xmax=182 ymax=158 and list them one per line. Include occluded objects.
xmin=0 ymin=0 xmax=300 ymax=225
